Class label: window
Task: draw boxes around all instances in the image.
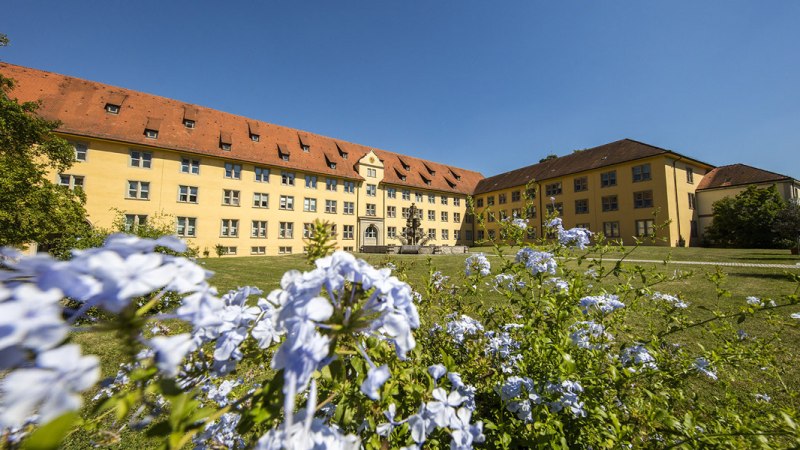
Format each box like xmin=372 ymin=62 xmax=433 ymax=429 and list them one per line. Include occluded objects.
xmin=387 ymin=188 xmax=396 ymax=198
xmin=388 ymin=227 xmax=396 ymax=238
xmin=635 ymin=219 xmax=655 ymax=237
xmin=221 ymin=246 xmax=237 ymax=255
xmin=183 ymin=119 xmax=195 ymax=128
xmin=325 ymin=200 xmax=337 ymax=214
xmin=176 ymin=217 xmax=196 ymax=237
xmin=181 ymin=157 xmax=200 ymax=174
xmin=251 ymin=246 xmax=266 ymax=255
xmin=402 ymin=190 xmax=411 ymax=201
xmin=59 ymin=174 xmax=84 ymax=190
xmin=426 ymin=228 xmax=435 ymax=239
xmin=127 ymin=181 xmax=150 ymax=200
xmin=416 ymin=193 xmax=424 ymax=202
xmin=255 ymin=167 xmax=270 ymax=182
xmin=691 ymin=220 xmax=699 ymax=238
xmin=441 ymin=211 xmax=448 ymax=222
xmin=72 ymin=142 xmax=88 ymax=161
xmin=488 ymin=230 xmax=496 ymax=240
xmin=366 ymin=204 xmax=376 ymax=216
xmin=688 ymin=192 xmax=697 ymax=209
xmin=454 ymin=230 xmax=461 ymax=240
xmin=545 ymin=182 xmax=562 ymax=196
xmin=222 ymin=189 xmax=240 ymax=206
xmin=224 ymin=163 xmax=241 ymax=179
xmin=428 ymin=194 xmax=435 ymax=204
xmin=343 ymin=225 xmax=354 ymax=240
xmin=387 ymin=206 xmax=396 ymax=218
xmin=367 ymin=184 xmax=377 ymax=197
xmin=178 ymin=185 xmax=198 ymax=203
xmin=130 ymin=150 xmax=152 ymax=168
xmin=487 ymin=212 xmax=495 ymax=223
xmin=477 ymin=230 xmax=485 ymax=241
xmin=344 ymin=201 xmax=355 ymax=215
xmin=454 ymin=197 xmax=461 ymax=206
xmin=415 ymin=208 xmax=423 ymax=219
xmin=303 ymin=197 xmax=316 ymax=212
xmin=476 ymin=198 xmax=484 ymax=207
xmin=441 ymin=195 xmax=448 ymax=205
xmin=428 ymin=210 xmax=436 ymax=221
xmin=686 ymin=167 xmax=694 ymax=183
xmin=301 ymin=144 xmax=310 ymax=152
xmin=251 ymin=220 xmax=267 ymax=238
xmin=221 ymin=143 xmax=232 ymax=151
xmin=498 ymin=193 xmax=507 ymax=204
xmin=545 ymin=203 xmax=563 ymax=215
xmin=278 ymin=246 xmax=293 ymax=254
xmin=402 ymin=207 xmax=410 ymax=219
xmin=330 ymin=224 xmax=338 ymax=237
xmin=574 ymin=177 xmax=588 ymax=192
xmin=280 ymin=195 xmax=295 ymax=210
xmin=279 ymin=222 xmax=294 ymax=238
xmin=221 ymin=219 xmax=239 ymax=237
xmin=344 ymin=181 xmax=355 ymax=193
xmin=487 ymin=196 xmax=495 ymax=206
xmin=105 ymin=103 xmax=120 ymax=114
xmin=124 ymin=214 xmax=147 ymax=231
xmin=511 ymin=191 xmax=521 ymax=202
xmin=575 ymin=199 xmax=589 ymax=214
xmin=305 ymin=175 xmax=317 ymax=189
xmin=365 ymin=226 xmax=378 ymax=239
xmin=455 ymin=213 xmax=463 ymax=223
xmin=602 ymin=195 xmax=618 ymax=212
xmin=439 ymin=229 xmax=448 ymax=240
xmin=326 ymin=178 xmax=337 ymax=191
xmin=633 ymin=191 xmax=653 ymax=209
xmin=499 ymin=210 xmax=507 ymax=220
xmin=525 ymin=187 xmax=537 ymax=200
xmin=250 ymin=133 xmax=260 ymax=142
xmin=145 ymin=129 xmax=158 ymax=139
xmin=600 ymin=171 xmax=617 ymax=187
xmin=632 ymin=164 xmax=651 ymax=182
xmin=303 ymin=223 xmax=314 ymax=238
xmin=253 ymin=193 xmax=269 ymax=208
xmin=526 ymin=205 xmax=537 ymax=218
xmin=367 ymin=168 xmax=377 ymax=177
xmin=603 ymin=222 xmax=620 ymax=238
xmin=282 ymin=171 xmax=295 ymax=186
xmin=576 ymin=223 xmax=590 ymax=230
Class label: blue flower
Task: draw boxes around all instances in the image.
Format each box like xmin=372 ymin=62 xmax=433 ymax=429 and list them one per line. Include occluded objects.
xmin=361 ymin=364 xmax=390 ymax=400
xmin=464 ymin=253 xmax=491 ymax=277
xmin=515 ymin=248 xmax=557 ymax=276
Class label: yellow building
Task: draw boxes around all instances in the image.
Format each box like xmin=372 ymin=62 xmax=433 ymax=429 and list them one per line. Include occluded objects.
xmin=696 ymin=164 xmax=800 ymax=242
xmin=2 ymin=63 xmax=482 ymax=256
xmin=5 ymin=62 xmax=794 ymax=252
xmin=472 ymin=139 xmax=715 ymax=246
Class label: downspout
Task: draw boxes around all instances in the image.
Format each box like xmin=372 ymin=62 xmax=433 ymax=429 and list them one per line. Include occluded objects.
xmin=672 ymin=156 xmax=683 ymax=247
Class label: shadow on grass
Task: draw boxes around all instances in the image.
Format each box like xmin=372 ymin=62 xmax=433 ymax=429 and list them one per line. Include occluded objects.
xmin=728 ymin=272 xmax=797 ymax=281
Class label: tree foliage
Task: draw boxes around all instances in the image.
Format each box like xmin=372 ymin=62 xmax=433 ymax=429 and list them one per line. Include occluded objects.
xmin=539 ymin=153 xmax=558 ymax=163
xmin=0 ymin=60 xmax=90 ymax=253
xmin=773 ymin=200 xmax=800 ymax=250
xmin=705 ymin=185 xmax=787 ymax=248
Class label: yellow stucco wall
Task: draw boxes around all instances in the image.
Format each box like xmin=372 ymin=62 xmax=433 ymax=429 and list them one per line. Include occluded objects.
xmin=56 ymin=135 xmax=473 ymax=256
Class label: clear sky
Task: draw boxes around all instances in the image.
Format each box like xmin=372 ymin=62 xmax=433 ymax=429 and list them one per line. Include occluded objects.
xmin=3 ymin=1 xmax=799 ymax=178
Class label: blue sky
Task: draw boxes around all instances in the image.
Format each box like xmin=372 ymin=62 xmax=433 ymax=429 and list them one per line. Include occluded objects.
xmin=3 ymin=1 xmax=799 ymax=178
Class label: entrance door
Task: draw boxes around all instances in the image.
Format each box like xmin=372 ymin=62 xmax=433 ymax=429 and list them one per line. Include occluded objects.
xmin=364 ymin=224 xmax=378 ymax=246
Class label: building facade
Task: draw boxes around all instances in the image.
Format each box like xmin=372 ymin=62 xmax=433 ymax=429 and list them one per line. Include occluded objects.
xmin=1 ymin=63 xmax=481 ymax=256
xmin=4 ymin=62 xmax=795 ymax=252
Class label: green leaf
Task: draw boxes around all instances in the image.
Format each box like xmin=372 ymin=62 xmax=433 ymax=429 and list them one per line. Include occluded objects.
xmin=22 ymin=412 xmax=79 ymax=450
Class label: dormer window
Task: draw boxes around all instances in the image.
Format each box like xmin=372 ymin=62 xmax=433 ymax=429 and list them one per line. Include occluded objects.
xmin=183 ymin=105 xmax=198 ymax=129
xmin=220 ymin=131 xmax=232 ymax=151
xmin=301 ymin=145 xmax=310 ymax=152
xmin=247 ymin=121 xmax=261 ymax=143
xmin=105 ymin=92 xmax=127 ymax=114
xmin=421 ymin=174 xmax=431 ymax=185
xmin=183 ymin=119 xmax=195 ymax=128
xmin=250 ymin=134 xmax=260 ymax=142
xmin=398 ymin=158 xmax=411 ymax=171
xmin=144 ymin=117 xmax=161 ymax=140
xmin=423 ymin=163 xmax=436 ymax=176
xmin=337 ymin=146 xmax=349 ymax=159
xmin=298 ymin=134 xmax=311 ymax=152
xmin=145 ymin=129 xmax=158 ymax=139
xmin=278 ymin=144 xmax=290 ymax=161
xmin=105 ymin=103 xmax=120 ymax=114
xmin=400 ymin=175 xmax=407 ymax=181
xmin=329 ymin=162 xmax=336 ymax=169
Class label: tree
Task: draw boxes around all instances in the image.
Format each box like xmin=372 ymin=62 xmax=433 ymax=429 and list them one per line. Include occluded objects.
xmin=0 ymin=38 xmax=90 ymax=254
xmin=704 ymin=185 xmax=787 ymax=248
xmin=773 ymin=201 xmax=800 ymax=252
xmin=539 ymin=154 xmax=558 ymax=163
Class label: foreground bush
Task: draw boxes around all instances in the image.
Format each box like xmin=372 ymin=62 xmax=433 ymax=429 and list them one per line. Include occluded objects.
xmin=1 ymin=218 xmax=799 ymax=449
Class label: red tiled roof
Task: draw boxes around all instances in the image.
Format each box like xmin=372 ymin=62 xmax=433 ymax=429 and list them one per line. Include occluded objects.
xmin=1 ymin=63 xmax=483 ymax=195
xmin=474 ymin=139 xmax=713 ymax=194
xmin=697 ymin=163 xmax=792 ymax=190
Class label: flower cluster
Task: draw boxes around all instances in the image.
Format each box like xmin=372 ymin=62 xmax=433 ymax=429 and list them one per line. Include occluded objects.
xmin=492 ymin=273 xmax=526 ymax=291
xmin=620 ymin=344 xmax=657 ymax=371
xmin=485 ymin=327 xmax=523 ymax=373
xmin=569 ymin=320 xmax=613 ymax=350
xmin=498 ymin=377 xmax=587 ymax=421
xmin=651 ymin=292 xmax=689 ymax=309
xmin=465 ymin=253 xmax=491 ymax=277
xmin=548 ymin=217 xmax=592 ymax=249
xmin=515 ymin=248 xmax=557 ymax=276
xmin=446 ymin=314 xmax=485 ymax=344
xmin=579 ymin=293 xmax=625 ymax=315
